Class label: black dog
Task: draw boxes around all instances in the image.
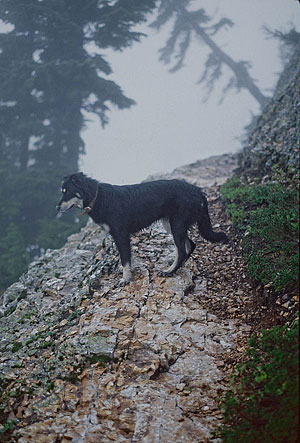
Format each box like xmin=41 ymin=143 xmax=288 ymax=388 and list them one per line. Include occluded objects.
xmin=56 ymin=173 xmax=228 ymax=283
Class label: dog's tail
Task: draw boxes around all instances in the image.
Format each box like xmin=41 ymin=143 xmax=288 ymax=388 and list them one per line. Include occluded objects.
xmin=197 ymin=202 xmax=229 ymax=244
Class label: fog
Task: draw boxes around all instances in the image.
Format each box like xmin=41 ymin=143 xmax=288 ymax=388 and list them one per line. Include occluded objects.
xmin=80 ymin=0 xmax=299 ymax=185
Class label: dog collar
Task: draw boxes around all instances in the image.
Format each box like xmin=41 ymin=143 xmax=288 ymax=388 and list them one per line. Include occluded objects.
xmin=80 ymin=188 xmax=98 ymax=215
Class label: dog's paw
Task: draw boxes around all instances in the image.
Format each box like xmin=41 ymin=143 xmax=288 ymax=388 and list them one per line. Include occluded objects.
xmin=157 ymin=270 xmax=173 ymax=278
xmin=117 ymin=279 xmax=130 ymax=288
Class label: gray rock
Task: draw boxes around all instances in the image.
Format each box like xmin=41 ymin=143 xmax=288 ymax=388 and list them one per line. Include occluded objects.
xmin=238 ymin=43 xmax=300 ymax=180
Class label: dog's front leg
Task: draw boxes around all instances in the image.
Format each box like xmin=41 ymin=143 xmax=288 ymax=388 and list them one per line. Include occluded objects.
xmin=112 ymin=231 xmax=132 ymax=284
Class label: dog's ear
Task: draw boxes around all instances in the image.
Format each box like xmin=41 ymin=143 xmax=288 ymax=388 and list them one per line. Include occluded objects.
xmin=71 ymin=172 xmax=84 ymax=186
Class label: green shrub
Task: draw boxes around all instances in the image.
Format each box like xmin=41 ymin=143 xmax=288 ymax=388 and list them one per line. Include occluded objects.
xmin=217 ymin=321 xmax=299 ymax=442
xmin=221 ymin=177 xmax=299 ymax=291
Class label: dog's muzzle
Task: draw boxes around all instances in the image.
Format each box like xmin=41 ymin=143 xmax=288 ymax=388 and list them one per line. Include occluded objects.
xmin=56 ymin=196 xmax=83 ymax=212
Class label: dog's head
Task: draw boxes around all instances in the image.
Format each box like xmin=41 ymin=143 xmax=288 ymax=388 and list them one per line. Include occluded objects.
xmin=56 ymin=173 xmax=85 ymax=212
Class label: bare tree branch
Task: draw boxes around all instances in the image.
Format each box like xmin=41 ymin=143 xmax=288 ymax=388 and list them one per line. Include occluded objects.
xmin=152 ymin=0 xmax=269 ymax=108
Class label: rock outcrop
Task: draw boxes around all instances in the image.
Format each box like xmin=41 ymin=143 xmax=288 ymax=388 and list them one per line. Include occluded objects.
xmin=239 ymin=42 xmax=300 ymax=179
xmin=0 ymin=154 xmax=259 ymax=442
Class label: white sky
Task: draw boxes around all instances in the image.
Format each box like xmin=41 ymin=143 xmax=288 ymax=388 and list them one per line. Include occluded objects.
xmin=80 ymin=0 xmax=300 ymax=184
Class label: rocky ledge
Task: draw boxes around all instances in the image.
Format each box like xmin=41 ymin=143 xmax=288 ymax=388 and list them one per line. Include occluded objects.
xmin=0 ymin=153 xmax=272 ymax=442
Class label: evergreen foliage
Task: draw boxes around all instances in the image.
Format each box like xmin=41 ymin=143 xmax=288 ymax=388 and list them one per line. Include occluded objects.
xmin=221 ymin=176 xmax=299 ymax=292
xmin=0 ymin=0 xmax=157 ymax=291
xmin=217 ymin=321 xmax=299 ymax=442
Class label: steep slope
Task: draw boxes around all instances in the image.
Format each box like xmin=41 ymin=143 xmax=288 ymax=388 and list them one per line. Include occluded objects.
xmin=238 ymin=42 xmax=300 ymax=179
xmin=0 ymin=154 xmax=260 ymax=442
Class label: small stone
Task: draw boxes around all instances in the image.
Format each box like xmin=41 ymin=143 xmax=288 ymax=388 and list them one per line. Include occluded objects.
xmin=216 ymin=361 xmax=225 ymax=367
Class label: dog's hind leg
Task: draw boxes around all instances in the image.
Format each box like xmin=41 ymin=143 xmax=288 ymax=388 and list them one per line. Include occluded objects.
xmin=163 ymin=246 xmax=179 ymax=275
xmin=185 ymin=238 xmax=195 ymax=256
xmin=160 ymin=218 xmax=191 ymax=276
xmin=111 ymin=231 xmax=132 ymax=283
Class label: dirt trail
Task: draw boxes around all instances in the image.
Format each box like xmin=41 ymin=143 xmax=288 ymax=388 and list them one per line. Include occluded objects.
xmin=1 ymin=154 xmax=262 ymax=442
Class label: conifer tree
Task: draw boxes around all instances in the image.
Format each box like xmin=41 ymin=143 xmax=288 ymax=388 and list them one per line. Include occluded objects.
xmin=0 ymin=0 xmax=157 ymax=290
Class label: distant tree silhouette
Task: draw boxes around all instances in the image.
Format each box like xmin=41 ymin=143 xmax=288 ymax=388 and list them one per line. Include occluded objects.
xmin=151 ymin=0 xmax=269 ymax=108
xmin=264 ymin=26 xmax=300 ymax=64
xmin=0 ymin=0 xmax=157 ymax=290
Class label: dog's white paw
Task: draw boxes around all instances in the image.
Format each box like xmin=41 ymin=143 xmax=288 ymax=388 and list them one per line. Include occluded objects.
xmin=157 ymin=270 xmax=174 ymax=278
xmin=118 ymin=278 xmax=130 ymax=288
xmin=122 ymin=263 xmax=132 ymax=283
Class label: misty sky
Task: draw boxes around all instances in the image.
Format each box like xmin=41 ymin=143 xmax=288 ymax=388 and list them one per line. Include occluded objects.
xmin=81 ymin=0 xmax=300 ymax=184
